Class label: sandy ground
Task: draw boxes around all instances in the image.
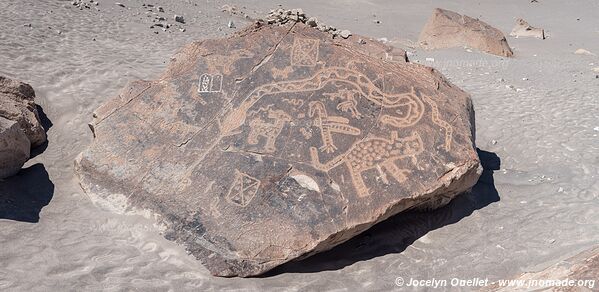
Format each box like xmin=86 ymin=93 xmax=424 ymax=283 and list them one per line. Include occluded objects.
xmin=0 ymin=0 xmax=598 ymax=291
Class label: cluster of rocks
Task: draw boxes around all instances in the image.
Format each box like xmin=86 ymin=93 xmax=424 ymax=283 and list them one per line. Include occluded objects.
xmin=0 ymin=76 xmax=47 ymax=179
xmin=71 ymin=0 xmax=99 ymax=10
xmin=143 ymin=4 xmax=186 ymax=33
xmin=261 ymin=8 xmax=352 ymax=39
xmin=221 ymin=4 xmax=252 ymax=20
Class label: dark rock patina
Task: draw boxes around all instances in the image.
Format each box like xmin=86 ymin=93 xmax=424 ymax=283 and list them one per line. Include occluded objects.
xmin=76 ymin=22 xmax=481 ymax=277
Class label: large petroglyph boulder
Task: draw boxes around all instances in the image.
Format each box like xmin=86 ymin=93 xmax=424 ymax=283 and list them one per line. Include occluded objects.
xmin=0 ymin=76 xmax=47 ymax=148
xmin=76 ymin=21 xmax=481 ymax=277
xmin=418 ymin=8 xmax=513 ymax=57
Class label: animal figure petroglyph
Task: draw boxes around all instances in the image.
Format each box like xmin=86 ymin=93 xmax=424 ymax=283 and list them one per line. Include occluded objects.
xmin=310 ymin=131 xmax=424 ymax=197
xmin=247 ymin=109 xmax=291 ymax=153
xmin=308 ymin=101 xmax=361 ymax=153
xmin=221 ymin=67 xmax=428 ymax=135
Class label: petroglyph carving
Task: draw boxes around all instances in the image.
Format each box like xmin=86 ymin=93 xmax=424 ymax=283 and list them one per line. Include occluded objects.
xmin=291 ymin=38 xmax=319 ymax=66
xmin=308 ymin=101 xmax=361 ymax=153
xmin=299 ymin=128 xmax=312 ymax=139
xmin=198 ymin=73 xmax=222 ymax=93
xmin=282 ymin=97 xmax=304 ymax=107
xmin=226 ymin=170 xmax=260 ymax=207
xmin=247 ymin=108 xmax=292 ymax=153
xmin=220 ymin=67 xmax=426 ymax=136
xmin=271 ymin=66 xmax=294 ymax=79
xmin=422 ymin=94 xmax=453 ymax=151
xmin=379 ymin=87 xmax=425 ymax=128
xmin=206 ymin=49 xmax=254 ymax=74
xmin=325 ymin=88 xmax=363 ymax=118
xmin=310 ymin=131 xmax=424 ymax=197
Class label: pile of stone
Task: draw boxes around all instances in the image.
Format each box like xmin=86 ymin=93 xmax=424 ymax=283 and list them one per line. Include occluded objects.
xmin=221 ymin=4 xmax=252 ymax=20
xmin=143 ymin=4 xmax=186 ymax=33
xmin=261 ymin=8 xmax=352 ymax=39
xmin=0 ymin=76 xmax=47 ymax=179
xmin=71 ymin=0 xmax=99 ymax=10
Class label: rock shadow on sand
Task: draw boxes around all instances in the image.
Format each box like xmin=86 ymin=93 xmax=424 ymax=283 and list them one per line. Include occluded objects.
xmin=264 ymin=149 xmax=500 ymax=276
xmin=29 ymin=104 xmax=53 ymax=159
xmin=0 ymin=163 xmax=54 ymax=223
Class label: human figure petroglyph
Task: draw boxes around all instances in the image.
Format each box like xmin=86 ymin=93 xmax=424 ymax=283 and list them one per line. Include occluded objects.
xmin=205 ymin=49 xmax=254 ymax=74
xmin=310 ymin=131 xmax=424 ymax=197
xmin=220 ymin=67 xmax=427 ymax=136
xmin=226 ymin=170 xmax=260 ymax=207
xmin=308 ymin=101 xmax=361 ymax=153
xmin=291 ymin=38 xmax=319 ymax=66
xmin=247 ymin=108 xmax=292 ymax=153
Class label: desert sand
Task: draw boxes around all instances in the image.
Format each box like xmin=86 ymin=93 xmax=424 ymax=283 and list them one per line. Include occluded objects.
xmin=0 ymin=0 xmax=598 ymax=291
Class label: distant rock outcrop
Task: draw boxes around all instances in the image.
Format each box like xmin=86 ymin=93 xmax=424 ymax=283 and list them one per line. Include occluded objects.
xmin=76 ymin=21 xmax=481 ymax=277
xmin=510 ymin=18 xmax=545 ymax=39
xmin=418 ymin=8 xmax=513 ymax=57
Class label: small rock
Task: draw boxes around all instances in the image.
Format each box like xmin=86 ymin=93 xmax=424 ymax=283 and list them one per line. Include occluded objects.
xmin=522 ymin=77 xmax=528 ymax=81
xmin=510 ymin=18 xmax=545 ymax=39
xmin=358 ymin=38 xmax=366 ymax=44
xmin=228 ymin=20 xmax=235 ymax=28
xmin=373 ymin=19 xmax=381 ymax=24
xmin=115 ymin=2 xmax=125 ymax=8
xmin=306 ymin=17 xmax=318 ymax=27
xmin=339 ymin=29 xmax=351 ymax=39
xmin=174 ymin=15 xmax=185 ymax=23
xmin=575 ymin=48 xmax=594 ymax=56
xmin=157 ymin=6 xmax=164 ymax=12
xmin=491 ymin=140 xmax=497 ymax=145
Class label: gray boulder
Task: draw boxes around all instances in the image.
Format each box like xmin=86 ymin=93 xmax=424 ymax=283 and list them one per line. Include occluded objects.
xmin=0 ymin=117 xmax=30 ymax=179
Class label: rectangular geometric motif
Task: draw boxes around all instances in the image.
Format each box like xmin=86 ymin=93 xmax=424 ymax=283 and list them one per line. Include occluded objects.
xmin=291 ymin=38 xmax=319 ymax=66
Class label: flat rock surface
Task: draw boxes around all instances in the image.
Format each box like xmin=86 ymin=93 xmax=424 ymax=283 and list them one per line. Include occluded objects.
xmin=76 ymin=22 xmax=480 ymax=276
xmin=485 ymin=246 xmax=599 ymax=291
xmin=418 ymin=8 xmax=513 ymax=57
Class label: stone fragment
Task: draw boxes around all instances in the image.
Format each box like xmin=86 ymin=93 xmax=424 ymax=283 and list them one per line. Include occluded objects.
xmin=510 ymin=18 xmax=545 ymax=39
